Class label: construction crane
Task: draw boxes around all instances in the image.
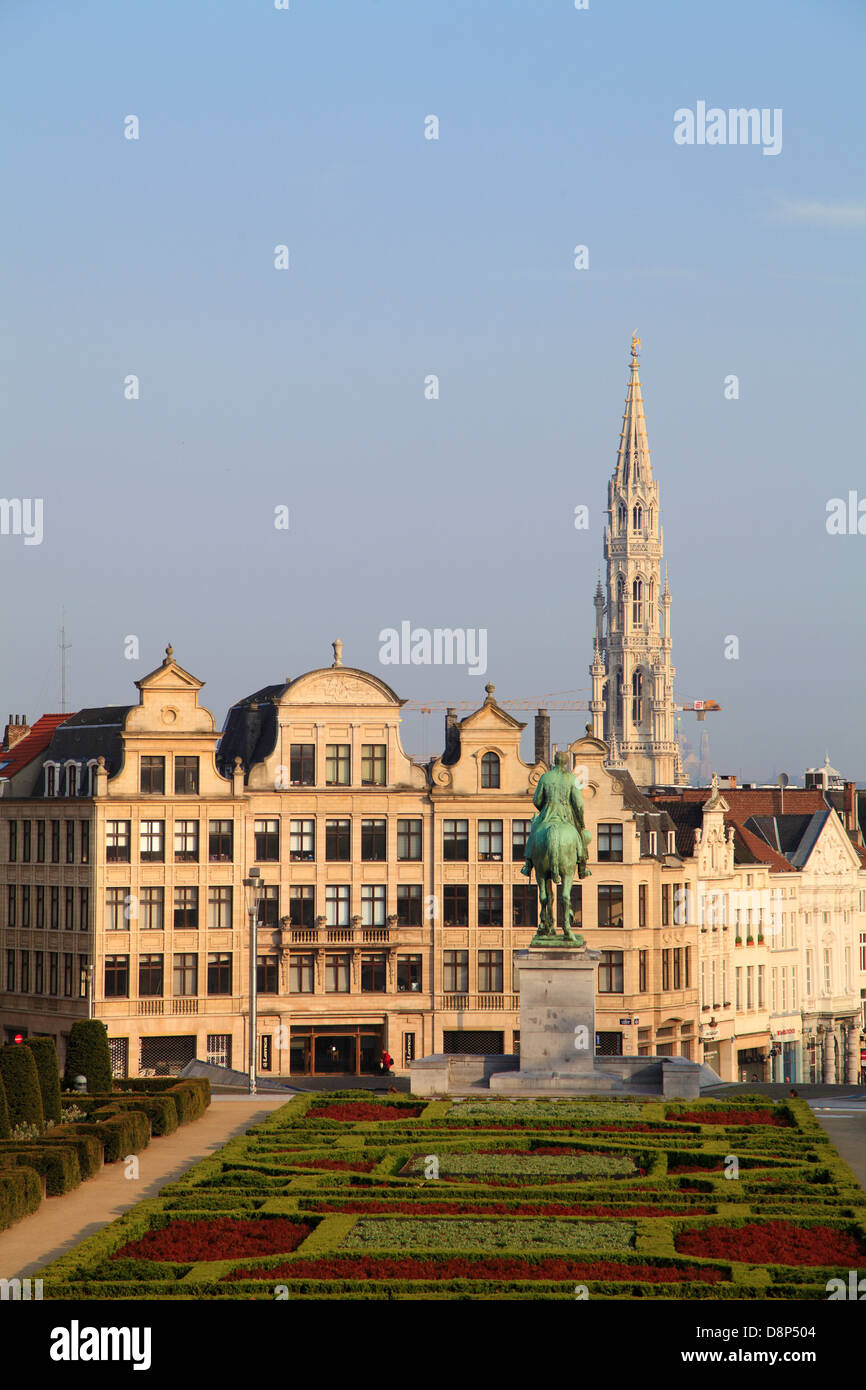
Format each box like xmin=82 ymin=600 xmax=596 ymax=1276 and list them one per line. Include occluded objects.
xmin=404 ymin=692 xmax=721 ymax=718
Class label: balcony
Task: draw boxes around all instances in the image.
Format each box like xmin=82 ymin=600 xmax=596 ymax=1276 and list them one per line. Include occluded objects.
xmin=440 ymin=992 xmax=519 ymax=1012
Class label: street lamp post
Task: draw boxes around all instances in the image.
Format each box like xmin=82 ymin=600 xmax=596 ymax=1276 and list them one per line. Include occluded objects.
xmin=244 ymin=867 xmax=263 ymax=1096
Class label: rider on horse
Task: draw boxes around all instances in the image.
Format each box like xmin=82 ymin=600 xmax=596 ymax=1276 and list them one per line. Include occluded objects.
xmin=521 ymin=751 xmax=592 ymax=941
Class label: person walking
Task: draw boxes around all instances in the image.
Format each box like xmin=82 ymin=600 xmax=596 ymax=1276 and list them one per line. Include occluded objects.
xmin=381 ymin=1049 xmax=393 ymax=1075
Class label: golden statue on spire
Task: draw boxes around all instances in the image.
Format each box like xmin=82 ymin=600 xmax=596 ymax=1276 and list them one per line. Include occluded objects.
xmin=631 ymin=332 xmax=641 ymax=356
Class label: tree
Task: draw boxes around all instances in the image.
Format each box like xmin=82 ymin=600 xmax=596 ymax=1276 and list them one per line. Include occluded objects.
xmin=0 ymin=1045 xmax=45 ymax=1128
xmin=63 ymin=1020 xmax=113 ymax=1094
xmin=25 ymin=1036 xmax=62 ymax=1122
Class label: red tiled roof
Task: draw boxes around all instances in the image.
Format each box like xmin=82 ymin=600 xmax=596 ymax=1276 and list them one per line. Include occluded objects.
xmin=673 ymin=787 xmax=827 ymax=817
xmin=0 ymin=715 xmax=71 ymax=780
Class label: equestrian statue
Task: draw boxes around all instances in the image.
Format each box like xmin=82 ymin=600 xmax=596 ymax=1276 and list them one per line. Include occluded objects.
xmin=521 ymin=750 xmax=592 ymax=945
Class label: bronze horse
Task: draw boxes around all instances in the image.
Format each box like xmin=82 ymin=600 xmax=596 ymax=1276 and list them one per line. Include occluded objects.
xmin=521 ymin=751 xmax=591 ymax=943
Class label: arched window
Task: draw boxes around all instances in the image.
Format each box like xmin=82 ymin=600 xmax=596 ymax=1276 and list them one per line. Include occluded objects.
xmin=648 ymin=579 xmax=655 ymax=617
xmin=87 ymin=760 xmax=98 ymax=796
xmin=481 ymin=751 xmax=500 ymax=788
xmin=66 ymin=763 xmax=78 ymax=797
xmin=602 ymin=681 xmax=609 ymax=737
xmin=632 ymin=578 xmax=643 ymax=626
xmin=617 ymin=503 xmax=627 ymax=533
xmin=632 ymin=669 xmax=644 ymax=724
xmin=632 ymin=504 xmax=643 ymax=531
xmin=44 ymin=763 xmax=57 ymax=797
xmin=648 ymin=508 xmax=654 ymax=533
xmin=616 ymin=575 xmax=625 ymax=631
xmin=615 ymin=669 xmax=624 ymax=727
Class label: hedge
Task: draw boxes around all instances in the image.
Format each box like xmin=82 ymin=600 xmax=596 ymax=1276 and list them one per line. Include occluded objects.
xmin=0 ymin=1143 xmax=81 ymax=1196
xmin=68 ymin=1109 xmax=151 ymax=1164
xmin=64 ymin=1093 xmax=179 ymax=1137
xmin=40 ymin=1128 xmax=103 ymax=1180
xmin=165 ymin=1079 xmax=210 ymax=1123
xmin=0 ymin=1044 xmax=44 ymax=1128
xmin=0 ymin=1071 xmax=9 ymax=1141
xmin=63 ymin=1019 xmax=113 ymax=1094
xmin=0 ymin=1164 xmax=42 ymax=1230
xmin=23 ymin=1036 xmax=63 ymax=1123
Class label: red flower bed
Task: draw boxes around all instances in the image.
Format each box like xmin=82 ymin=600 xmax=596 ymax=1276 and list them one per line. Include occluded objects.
xmin=290 ymin=1157 xmax=377 ymax=1173
xmin=225 ymin=1254 xmax=725 ymax=1283
xmin=310 ymin=1199 xmax=707 ymax=1218
xmin=307 ymin=1102 xmax=424 ymax=1122
xmin=668 ymin=1162 xmax=725 ymax=1174
xmin=670 ymin=1109 xmax=792 ymax=1128
xmin=115 ymin=1217 xmax=312 ymax=1263
xmin=675 ymin=1221 xmax=865 ymax=1266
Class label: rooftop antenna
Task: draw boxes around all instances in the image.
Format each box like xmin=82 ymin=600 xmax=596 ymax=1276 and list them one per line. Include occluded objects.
xmin=58 ymin=611 xmax=71 ymax=714
xmin=777 ymin=771 xmax=788 ymax=816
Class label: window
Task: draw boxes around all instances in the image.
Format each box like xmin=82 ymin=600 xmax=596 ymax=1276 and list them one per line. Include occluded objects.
xmin=597 ymin=824 xmax=623 ymax=862
xmin=685 ymin=946 xmax=691 ymax=988
xmin=140 ymin=756 xmax=165 ymax=794
xmin=289 ymin=819 xmax=314 ymax=862
xmin=141 ymin=887 xmax=164 ymax=931
xmin=79 ymin=887 xmax=89 ymax=930
xmin=361 ymin=953 xmax=386 ymax=992
xmin=289 ymin=886 xmax=314 ymax=928
xmin=49 ymin=952 xmax=58 ymax=995
xmin=481 ymin=752 xmax=500 ymax=788
xmin=326 ymin=819 xmax=351 ymax=860
xmin=258 ymin=886 xmax=280 ymax=928
xmin=78 ymin=954 xmax=88 ymax=998
xmin=64 ymin=886 xmax=74 ymax=930
xmin=8 ymin=821 xmax=17 ymax=862
xmin=45 ymin=765 xmax=57 ymax=797
xmin=174 ymin=820 xmax=199 ymax=862
xmin=397 ymin=819 xmax=422 ymax=861
xmin=638 ymin=948 xmax=648 ymax=992
xmin=6 ymin=884 xmax=15 ymax=928
xmin=599 ymin=950 xmax=624 ymax=993
xmin=174 ymin=887 xmax=199 ymax=930
xmin=20 ymin=951 xmax=30 ymax=992
xmin=290 ymin=954 xmax=315 ymax=993
xmin=398 ymin=955 xmax=422 ymax=992
xmin=254 ymin=819 xmax=279 ymax=861
xmin=478 ymin=885 xmax=503 ymax=927
xmin=632 ymin=504 xmax=642 ymax=530
xmin=661 ymin=949 xmax=671 ymax=991
xmin=361 ymin=819 xmax=386 ymax=861
xmin=325 ymin=884 xmax=350 ymax=927
xmin=80 ymin=821 xmax=89 ymax=864
xmin=648 ymin=829 xmax=658 ymax=856
xmin=106 ymin=821 xmax=131 ymax=863
xmin=661 ymin=883 xmax=670 ymax=925
xmin=632 ymin=668 xmax=644 ymax=722
xmin=63 ymin=953 xmax=73 ymax=996
xmin=444 ymin=950 xmax=469 ymax=993
xmin=746 ymin=965 xmax=754 ymax=1010
xmin=35 ymin=885 xmax=45 ymax=928
xmin=443 ymin=819 xmax=469 ymax=861
xmin=617 ymin=502 xmax=627 ymax=531
xmin=632 ymin=580 xmax=643 ymax=630
xmin=616 ymin=578 xmax=625 ymax=632
xmin=325 ymin=744 xmax=350 ymax=785
xmin=139 ymin=955 xmax=164 ymax=997
xmin=512 ymin=884 xmax=538 ymax=927
xmin=757 ymin=964 xmax=765 ymax=1009
xmin=805 ymin=951 xmax=813 ymax=997
xmin=257 ymin=954 xmax=279 ymax=993
xmin=21 ymin=886 xmax=30 ymax=929
xmin=6 ymin=949 xmax=14 ymax=991
xmin=34 ymin=951 xmax=44 ymax=993
xmin=397 ymin=883 xmax=422 ymax=926
xmin=50 ymin=820 xmax=60 ymax=862
xmin=443 ymin=885 xmax=469 ymax=927
xmin=66 ymin=764 xmax=78 ymax=796
xmin=207 ymin=952 xmax=232 ymax=995
xmin=512 ymin=820 xmax=532 ymax=861
xmin=638 ymin=883 xmax=647 ymax=927
xmin=174 ymin=756 xmax=199 ymax=794
xmin=106 ymin=888 xmax=128 ymax=931
xmin=361 ymin=743 xmax=386 ymax=785
xmin=49 ymin=886 xmax=59 ymax=929
xmin=673 ymin=948 xmax=682 ymax=990
xmin=104 ymin=956 xmax=129 ymax=998
xmin=207 ymin=1034 xmax=232 ymax=1069
xmin=208 ymin=886 xmax=233 ymax=931
xmin=140 ymin=819 xmax=165 ymax=862
xmin=323 ymin=950 xmax=350 ymax=995
xmin=65 ymin=820 xmax=75 ymax=863
xmin=598 ymin=884 xmax=624 ymax=927
xmin=361 ymin=884 xmax=386 ymax=927
xmin=478 ymin=819 xmax=503 ymax=861
xmin=290 ymin=744 xmax=315 ymax=786
xmin=36 ymin=821 xmax=45 ymax=863
xmin=208 ymin=820 xmax=233 ymax=862
xmin=173 ymin=953 xmax=198 ymax=996
xmin=22 ymin=820 xmax=31 ymax=861
xmin=822 ymin=947 xmax=832 ymax=995
xmin=478 ymin=949 xmax=503 ymax=993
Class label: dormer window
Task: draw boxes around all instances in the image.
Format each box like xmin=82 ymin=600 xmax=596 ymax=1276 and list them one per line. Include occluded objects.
xmin=44 ymin=764 xmax=57 ymax=797
xmin=648 ymin=830 xmax=658 ymax=856
xmin=481 ymin=751 xmax=500 ymax=788
xmin=66 ymin=764 xmax=78 ymax=797
xmin=667 ymin=830 xmax=676 ymax=854
xmin=87 ymin=760 xmax=98 ymax=796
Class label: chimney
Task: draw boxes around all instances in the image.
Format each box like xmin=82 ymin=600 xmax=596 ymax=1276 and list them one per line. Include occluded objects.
xmin=534 ymin=708 xmax=551 ymax=766
xmin=843 ymin=780 xmax=857 ymax=834
xmin=2 ymin=715 xmax=30 ymax=751
xmin=444 ymin=708 xmax=460 ymax=764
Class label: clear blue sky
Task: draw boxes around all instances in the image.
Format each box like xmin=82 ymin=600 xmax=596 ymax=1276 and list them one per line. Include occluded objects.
xmin=2 ymin=0 xmax=864 ymax=781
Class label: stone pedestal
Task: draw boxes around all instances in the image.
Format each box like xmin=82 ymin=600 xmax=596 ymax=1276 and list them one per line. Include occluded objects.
xmin=489 ymin=947 xmax=612 ymax=1093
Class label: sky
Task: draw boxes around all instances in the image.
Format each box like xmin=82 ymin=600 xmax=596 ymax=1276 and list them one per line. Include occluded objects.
xmin=2 ymin=0 xmax=865 ymax=782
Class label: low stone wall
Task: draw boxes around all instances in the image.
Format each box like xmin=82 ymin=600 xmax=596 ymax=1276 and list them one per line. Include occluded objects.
xmin=410 ymin=1052 xmax=701 ymax=1098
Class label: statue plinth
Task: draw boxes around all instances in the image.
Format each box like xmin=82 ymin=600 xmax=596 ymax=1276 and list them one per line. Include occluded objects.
xmin=489 ymin=946 xmax=611 ymax=1093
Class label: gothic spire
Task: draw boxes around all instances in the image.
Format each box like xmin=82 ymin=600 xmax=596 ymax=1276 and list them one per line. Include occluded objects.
xmin=615 ymin=333 xmax=653 ymax=488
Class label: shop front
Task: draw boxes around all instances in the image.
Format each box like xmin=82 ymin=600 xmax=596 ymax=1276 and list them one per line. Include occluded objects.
xmin=289 ymin=1024 xmax=384 ymax=1076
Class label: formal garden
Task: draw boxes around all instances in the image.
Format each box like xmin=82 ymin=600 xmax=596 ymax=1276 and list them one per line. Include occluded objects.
xmin=34 ymin=1089 xmax=866 ymax=1299
xmin=0 ymin=1022 xmax=210 ymax=1232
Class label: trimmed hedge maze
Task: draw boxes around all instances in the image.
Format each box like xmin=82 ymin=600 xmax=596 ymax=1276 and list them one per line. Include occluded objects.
xmin=38 ymin=1091 xmax=866 ymax=1300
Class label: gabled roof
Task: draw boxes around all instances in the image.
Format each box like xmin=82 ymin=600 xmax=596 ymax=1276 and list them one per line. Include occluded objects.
xmin=0 ymin=714 xmax=70 ymax=780
xmin=744 ymin=811 xmax=830 ymax=868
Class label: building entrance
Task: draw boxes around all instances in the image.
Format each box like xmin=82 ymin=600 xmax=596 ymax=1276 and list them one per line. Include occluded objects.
xmin=290 ymin=1026 xmax=384 ymax=1076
